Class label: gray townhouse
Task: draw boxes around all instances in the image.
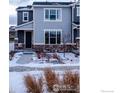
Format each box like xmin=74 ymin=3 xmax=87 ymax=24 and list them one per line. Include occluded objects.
xmin=72 ymin=0 xmax=80 ymax=48
xmin=15 ymin=1 xmax=80 ymax=51
xmin=9 ymin=26 xmax=16 ymax=41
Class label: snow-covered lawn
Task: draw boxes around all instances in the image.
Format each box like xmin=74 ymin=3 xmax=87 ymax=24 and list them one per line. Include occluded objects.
xmin=9 ymin=52 xmax=80 ymax=93
xmin=10 ymin=71 xmax=42 ymax=93
xmin=57 ymin=53 xmax=80 ymax=64
xmin=10 ymin=69 xmax=79 ymax=93
xmin=10 ymin=52 xmax=80 ymax=67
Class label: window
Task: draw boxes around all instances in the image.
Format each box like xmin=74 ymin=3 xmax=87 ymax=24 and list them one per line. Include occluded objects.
xmin=77 ymin=7 xmax=80 ymax=16
xmin=23 ymin=12 xmax=29 ymax=22
xmin=44 ymin=8 xmax=62 ymax=21
xmin=45 ymin=31 xmax=49 ymax=44
xmin=50 ymin=31 xmax=56 ymax=44
xmin=44 ymin=29 xmax=62 ymax=44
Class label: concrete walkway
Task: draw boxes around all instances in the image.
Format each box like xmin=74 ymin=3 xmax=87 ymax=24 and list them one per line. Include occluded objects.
xmin=16 ymin=52 xmax=36 ymax=64
xmin=10 ymin=51 xmax=80 ymax=72
xmin=9 ymin=65 xmax=80 ymax=72
xmin=16 ymin=54 xmax=33 ymax=64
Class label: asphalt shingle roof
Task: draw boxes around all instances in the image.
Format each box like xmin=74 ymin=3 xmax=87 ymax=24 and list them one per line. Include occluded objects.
xmin=17 ymin=5 xmax=32 ymax=9
xmin=33 ymin=2 xmax=74 ymax=5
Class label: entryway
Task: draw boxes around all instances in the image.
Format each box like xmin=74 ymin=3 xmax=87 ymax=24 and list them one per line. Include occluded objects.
xmin=25 ymin=32 xmax=32 ymax=48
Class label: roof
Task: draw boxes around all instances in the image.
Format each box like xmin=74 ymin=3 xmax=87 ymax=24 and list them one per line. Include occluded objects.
xmin=9 ymin=26 xmax=16 ymax=32
xmin=15 ymin=21 xmax=33 ymax=30
xmin=73 ymin=21 xmax=80 ymax=25
xmin=16 ymin=5 xmax=32 ymax=10
xmin=17 ymin=2 xmax=74 ymax=10
xmin=33 ymin=2 xmax=74 ymax=5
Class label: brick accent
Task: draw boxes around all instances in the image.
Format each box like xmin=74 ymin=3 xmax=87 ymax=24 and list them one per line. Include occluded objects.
xmin=15 ymin=44 xmax=77 ymax=52
xmin=32 ymin=44 xmax=77 ymax=52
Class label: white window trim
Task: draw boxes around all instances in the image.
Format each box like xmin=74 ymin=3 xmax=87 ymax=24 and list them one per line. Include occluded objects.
xmin=44 ymin=29 xmax=62 ymax=45
xmin=23 ymin=12 xmax=29 ymax=22
xmin=77 ymin=7 xmax=80 ymax=16
xmin=44 ymin=8 xmax=62 ymax=22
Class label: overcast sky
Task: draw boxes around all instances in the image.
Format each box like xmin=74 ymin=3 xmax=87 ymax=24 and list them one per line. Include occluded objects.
xmin=9 ymin=0 xmax=76 ymax=26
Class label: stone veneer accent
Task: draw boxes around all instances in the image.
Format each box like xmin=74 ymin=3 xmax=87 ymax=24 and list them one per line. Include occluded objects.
xmin=15 ymin=44 xmax=77 ymax=52
xmin=32 ymin=45 xmax=77 ymax=52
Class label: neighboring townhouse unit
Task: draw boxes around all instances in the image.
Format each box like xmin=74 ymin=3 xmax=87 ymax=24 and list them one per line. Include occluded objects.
xmin=72 ymin=0 xmax=80 ymax=48
xmin=15 ymin=2 xmax=75 ymax=51
xmin=9 ymin=26 xmax=16 ymax=41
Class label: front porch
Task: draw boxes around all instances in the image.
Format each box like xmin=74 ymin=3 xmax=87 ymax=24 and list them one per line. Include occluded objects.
xmin=15 ymin=30 xmax=33 ymax=49
xmin=15 ymin=21 xmax=34 ymax=49
xmin=72 ymin=22 xmax=80 ymax=48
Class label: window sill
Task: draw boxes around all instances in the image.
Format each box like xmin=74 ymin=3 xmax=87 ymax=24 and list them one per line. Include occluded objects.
xmin=22 ymin=20 xmax=29 ymax=22
xmin=44 ymin=20 xmax=62 ymax=22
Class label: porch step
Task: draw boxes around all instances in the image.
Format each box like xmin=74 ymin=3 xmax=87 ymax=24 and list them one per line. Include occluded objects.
xmin=23 ymin=51 xmax=34 ymax=55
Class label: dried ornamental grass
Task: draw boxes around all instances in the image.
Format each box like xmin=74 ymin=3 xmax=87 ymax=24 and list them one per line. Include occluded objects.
xmin=44 ymin=68 xmax=60 ymax=92
xmin=63 ymin=71 xmax=80 ymax=93
xmin=24 ymin=74 xmax=43 ymax=93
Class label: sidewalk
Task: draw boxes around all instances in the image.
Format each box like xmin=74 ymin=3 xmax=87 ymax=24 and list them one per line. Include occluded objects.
xmin=16 ymin=54 xmax=33 ymax=64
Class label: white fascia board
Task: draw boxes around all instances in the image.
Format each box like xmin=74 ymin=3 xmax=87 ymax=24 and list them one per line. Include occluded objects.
xmin=15 ymin=21 xmax=33 ymax=30
xmin=16 ymin=28 xmax=33 ymax=30
xmin=16 ymin=21 xmax=33 ymax=28
xmin=16 ymin=8 xmax=33 ymax=11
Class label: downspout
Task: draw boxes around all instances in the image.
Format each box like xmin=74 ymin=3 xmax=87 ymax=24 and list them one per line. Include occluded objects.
xmin=72 ymin=4 xmax=74 ymax=43
xmin=71 ymin=2 xmax=76 ymax=43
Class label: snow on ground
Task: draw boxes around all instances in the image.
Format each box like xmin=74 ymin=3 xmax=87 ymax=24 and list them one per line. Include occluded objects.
xmin=10 ymin=70 xmax=79 ymax=93
xmin=9 ymin=52 xmax=80 ymax=67
xmin=9 ymin=52 xmax=80 ymax=93
xmin=9 ymin=71 xmax=42 ymax=93
xmin=9 ymin=52 xmax=23 ymax=65
xmin=57 ymin=53 xmax=80 ymax=64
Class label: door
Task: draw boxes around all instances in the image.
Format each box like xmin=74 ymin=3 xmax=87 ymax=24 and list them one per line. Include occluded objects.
xmin=26 ymin=32 xmax=32 ymax=48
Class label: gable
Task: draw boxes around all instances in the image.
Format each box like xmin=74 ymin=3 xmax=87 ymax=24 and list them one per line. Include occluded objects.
xmin=15 ymin=21 xmax=33 ymax=30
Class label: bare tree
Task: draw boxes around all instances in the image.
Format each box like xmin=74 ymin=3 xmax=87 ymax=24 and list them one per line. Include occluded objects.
xmin=63 ymin=32 xmax=71 ymax=57
xmin=9 ymin=0 xmax=33 ymax=5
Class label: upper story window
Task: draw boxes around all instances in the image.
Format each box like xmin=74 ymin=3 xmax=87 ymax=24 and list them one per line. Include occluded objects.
xmin=44 ymin=8 xmax=62 ymax=21
xmin=77 ymin=7 xmax=80 ymax=16
xmin=23 ymin=12 xmax=29 ymax=22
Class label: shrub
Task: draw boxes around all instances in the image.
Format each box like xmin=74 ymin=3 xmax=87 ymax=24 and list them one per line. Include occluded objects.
xmin=9 ymin=51 xmax=16 ymax=60
xmin=52 ymin=53 xmax=58 ymax=59
xmin=24 ymin=74 xmax=43 ymax=93
xmin=36 ymin=51 xmax=46 ymax=59
xmin=44 ymin=68 xmax=60 ymax=92
xmin=23 ymin=69 xmax=80 ymax=93
xmin=63 ymin=71 xmax=80 ymax=93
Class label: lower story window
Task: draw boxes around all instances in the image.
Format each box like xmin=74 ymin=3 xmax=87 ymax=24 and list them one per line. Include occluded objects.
xmin=45 ymin=30 xmax=62 ymax=44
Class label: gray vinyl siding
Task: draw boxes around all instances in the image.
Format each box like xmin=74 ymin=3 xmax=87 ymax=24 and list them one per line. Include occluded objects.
xmin=33 ymin=7 xmax=72 ymax=44
xmin=74 ymin=5 xmax=80 ymax=23
xmin=17 ymin=11 xmax=33 ymax=25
